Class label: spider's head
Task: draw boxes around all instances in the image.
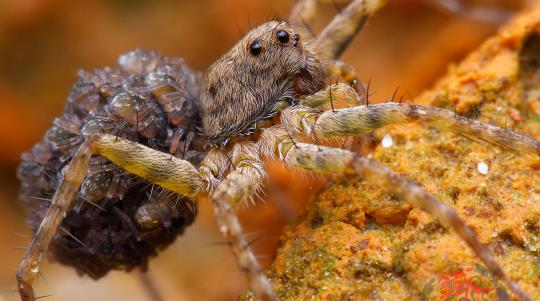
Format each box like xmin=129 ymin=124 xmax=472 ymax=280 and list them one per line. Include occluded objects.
xmin=199 ymin=20 xmax=325 ymax=147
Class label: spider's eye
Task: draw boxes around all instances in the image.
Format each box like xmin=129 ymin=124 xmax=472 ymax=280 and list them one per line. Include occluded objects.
xmin=276 ymin=30 xmax=290 ymax=44
xmin=250 ymin=41 xmax=262 ymax=56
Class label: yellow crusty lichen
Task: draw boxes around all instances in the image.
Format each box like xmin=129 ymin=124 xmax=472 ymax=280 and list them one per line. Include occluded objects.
xmin=267 ymin=6 xmax=540 ymax=301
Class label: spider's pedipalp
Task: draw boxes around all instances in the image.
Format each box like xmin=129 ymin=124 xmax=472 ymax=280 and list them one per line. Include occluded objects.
xmin=287 ymin=84 xmax=540 ymax=157
xmin=17 ymin=140 xmax=93 ymax=301
xmin=209 ymin=142 xmax=275 ymax=300
xmin=258 ymin=127 xmax=533 ymax=300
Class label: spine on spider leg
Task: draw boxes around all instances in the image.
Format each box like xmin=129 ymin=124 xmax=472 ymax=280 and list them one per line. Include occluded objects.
xmin=17 ymin=140 xmax=93 ymax=301
xmin=316 ymin=0 xmax=388 ymax=60
xmin=208 ymin=143 xmax=276 ymax=300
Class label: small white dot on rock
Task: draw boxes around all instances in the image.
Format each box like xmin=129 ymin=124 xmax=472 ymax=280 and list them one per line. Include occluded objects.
xmin=477 ymin=162 xmax=489 ymax=175
xmin=381 ymin=134 xmax=393 ymax=148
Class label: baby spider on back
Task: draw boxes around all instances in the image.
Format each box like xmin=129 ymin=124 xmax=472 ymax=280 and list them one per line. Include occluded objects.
xmin=16 ymin=0 xmax=538 ymax=301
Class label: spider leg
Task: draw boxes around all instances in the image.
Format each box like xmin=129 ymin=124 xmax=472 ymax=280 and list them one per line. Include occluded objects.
xmin=18 ymin=133 xmax=206 ymax=300
xmin=91 ymin=134 xmax=205 ymax=197
xmin=17 ymin=140 xmax=93 ymax=301
xmin=258 ymin=127 xmax=533 ymax=301
xmin=208 ymin=142 xmax=276 ymax=300
xmin=317 ymin=0 xmax=387 ymax=60
xmin=284 ymin=83 xmax=540 ymax=157
xmin=290 ymin=0 xmax=318 ymax=28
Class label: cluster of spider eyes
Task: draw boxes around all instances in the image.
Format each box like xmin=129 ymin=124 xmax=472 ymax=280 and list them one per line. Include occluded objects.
xmin=249 ymin=29 xmax=299 ymax=56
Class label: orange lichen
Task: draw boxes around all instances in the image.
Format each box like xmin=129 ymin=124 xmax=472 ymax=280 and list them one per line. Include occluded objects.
xmin=267 ymin=4 xmax=540 ymax=301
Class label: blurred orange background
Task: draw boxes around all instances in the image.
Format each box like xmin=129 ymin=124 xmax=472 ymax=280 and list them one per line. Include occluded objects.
xmin=0 ymin=0 xmax=529 ymax=300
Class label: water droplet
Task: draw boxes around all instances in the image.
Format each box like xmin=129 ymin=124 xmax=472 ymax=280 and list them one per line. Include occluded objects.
xmin=477 ymin=162 xmax=489 ymax=175
xmin=381 ymin=134 xmax=393 ymax=148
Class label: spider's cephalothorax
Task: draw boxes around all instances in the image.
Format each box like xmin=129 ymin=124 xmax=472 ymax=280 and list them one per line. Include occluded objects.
xmin=16 ymin=1 xmax=540 ymax=301
xmin=200 ymin=20 xmax=325 ymax=146
xmin=18 ymin=50 xmax=205 ymax=278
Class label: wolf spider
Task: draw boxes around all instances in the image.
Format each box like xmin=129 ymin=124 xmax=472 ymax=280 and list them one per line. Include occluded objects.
xmin=15 ymin=0 xmax=539 ymax=300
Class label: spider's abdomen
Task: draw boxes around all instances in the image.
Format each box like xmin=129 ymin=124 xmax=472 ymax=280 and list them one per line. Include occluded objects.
xmin=17 ymin=50 xmax=206 ymax=279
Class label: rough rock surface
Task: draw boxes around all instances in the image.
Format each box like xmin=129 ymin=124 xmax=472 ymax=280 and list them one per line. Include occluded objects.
xmin=267 ymin=6 xmax=540 ymax=301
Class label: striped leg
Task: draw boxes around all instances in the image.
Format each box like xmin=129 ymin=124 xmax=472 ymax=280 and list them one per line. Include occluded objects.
xmin=17 ymin=134 xmax=205 ymax=301
xmin=282 ymin=83 xmax=540 ymax=157
xmin=258 ymin=127 xmax=533 ymax=301
xmin=208 ymin=143 xmax=276 ymax=300
xmin=91 ymin=134 xmax=204 ymax=197
xmin=17 ymin=140 xmax=93 ymax=301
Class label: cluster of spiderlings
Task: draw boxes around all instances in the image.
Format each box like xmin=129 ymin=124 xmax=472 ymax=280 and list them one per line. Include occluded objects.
xmin=17 ymin=50 xmax=207 ymax=279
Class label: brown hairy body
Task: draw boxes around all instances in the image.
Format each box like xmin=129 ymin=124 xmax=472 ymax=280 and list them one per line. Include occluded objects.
xmin=200 ymin=21 xmax=325 ymax=146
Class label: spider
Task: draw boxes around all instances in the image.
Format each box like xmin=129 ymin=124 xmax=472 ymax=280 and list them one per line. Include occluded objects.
xmin=15 ymin=0 xmax=539 ymax=300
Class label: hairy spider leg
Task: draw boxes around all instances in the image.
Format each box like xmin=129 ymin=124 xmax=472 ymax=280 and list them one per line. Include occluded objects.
xmin=17 ymin=140 xmax=93 ymax=301
xmin=284 ymin=83 xmax=540 ymax=157
xmin=290 ymin=0 xmax=373 ymax=94
xmin=289 ymin=0 xmax=318 ymax=28
xmin=209 ymin=143 xmax=276 ymax=300
xmin=95 ymin=136 xmax=275 ymax=300
xmin=14 ymin=2 xmax=393 ymax=300
xmin=92 ymin=134 xmax=205 ymax=196
xmin=257 ymin=126 xmax=533 ymax=301
xmin=16 ymin=134 xmax=206 ymax=301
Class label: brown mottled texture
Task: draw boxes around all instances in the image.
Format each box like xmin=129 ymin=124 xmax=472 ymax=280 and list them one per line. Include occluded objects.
xmin=17 ymin=50 xmax=204 ymax=280
xmin=268 ymin=5 xmax=540 ymax=301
